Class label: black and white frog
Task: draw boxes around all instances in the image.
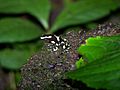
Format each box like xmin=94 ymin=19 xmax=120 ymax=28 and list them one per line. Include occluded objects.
xmin=40 ymin=35 xmax=70 ymax=52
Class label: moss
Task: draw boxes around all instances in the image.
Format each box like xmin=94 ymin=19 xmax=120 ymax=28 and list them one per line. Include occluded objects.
xmin=18 ymin=23 xmax=120 ymax=90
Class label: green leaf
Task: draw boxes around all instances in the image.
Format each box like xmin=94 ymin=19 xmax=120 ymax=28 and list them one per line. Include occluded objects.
xmin=79 ymin=36 xmax=120 ymax=61
xmin=66 ymin=35 xmax=120 ymax=90
xmin=85 ymin=22 xmax=98 ymax=30
xmin=51 ymin=0 xmax=119 ymax=32
xmin=0 ymin=49 xmax=29 ymax=69
xmin=0 ymin=41 xmax=43 ymax=69
xmin=15 ymin=72 xmax=22 ymax=86
xmin=0 ymin=18 xmax=43 ymax=43
xmin=75 ymin=57 xmax=87 ymax=68
xmin=0 ymin=0 xmax=51 ymax=29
